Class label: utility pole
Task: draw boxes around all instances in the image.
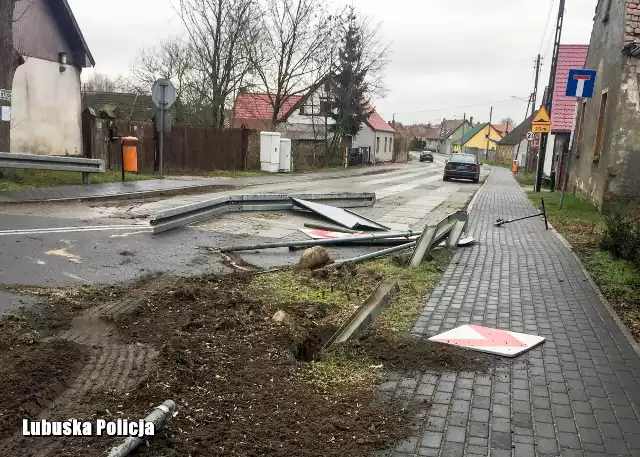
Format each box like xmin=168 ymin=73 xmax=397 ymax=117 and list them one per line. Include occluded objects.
xmin=515 ymin=93 xmax=533 ymax=164
xmin=485 ymin=106 xmax=493 ymax=161
xmin=527 ymin=55 xmax=542 ymax=173
xmin=535 ymin=0 xmax=565 ymax=192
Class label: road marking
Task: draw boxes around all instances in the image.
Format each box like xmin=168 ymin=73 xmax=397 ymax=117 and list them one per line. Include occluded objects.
xmin=376 ymin=174 xmax=443 ymax=199
xmin=0 ymin=225 xmax=149 ymax=236
xmin=46 ymin=248 xmax=82 ymax=264
xmin=109 ymin=230 xmax=151 ymax=238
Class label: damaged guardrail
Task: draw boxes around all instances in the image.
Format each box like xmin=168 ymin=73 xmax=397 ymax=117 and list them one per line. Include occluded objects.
xmin=149 ymin=192 xmax=376 ymax=234
xmin=409 ymin=211 xmax=468 ymax=267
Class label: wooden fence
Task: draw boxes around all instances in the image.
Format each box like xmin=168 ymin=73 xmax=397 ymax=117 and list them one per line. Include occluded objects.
xmin=82 ymin=111 xmax=249 ymax=173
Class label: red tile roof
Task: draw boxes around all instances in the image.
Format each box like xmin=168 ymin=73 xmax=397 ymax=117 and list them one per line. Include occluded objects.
xmin=494 ymin=124 xmax=511 ymax=136
xmin=232 ymin=92 xmax=394 ymax=133
xmin=551 ymin=44 xmax=589 ymax=133
xmin=232 ymin=93 xmax=302 ymax=129
xmin=366 ymin=109 xmax=395 ymax=133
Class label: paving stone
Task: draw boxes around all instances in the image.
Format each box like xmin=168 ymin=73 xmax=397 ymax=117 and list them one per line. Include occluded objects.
xmin=376 ymin=169 xmax=640 ymax=457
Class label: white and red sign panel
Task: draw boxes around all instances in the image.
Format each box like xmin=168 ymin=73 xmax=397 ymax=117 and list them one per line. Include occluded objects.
xmin=299 ymin=228 xmax=418 ymax=241
xmin=429 ymin=325 xmax=544 ymax=357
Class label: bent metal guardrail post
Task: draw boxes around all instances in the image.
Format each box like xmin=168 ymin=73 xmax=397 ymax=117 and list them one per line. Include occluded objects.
xmin=149 ymin=192 xmax=377 ymax=234
xmin=409 ymin=211 xmax=468 ymax=267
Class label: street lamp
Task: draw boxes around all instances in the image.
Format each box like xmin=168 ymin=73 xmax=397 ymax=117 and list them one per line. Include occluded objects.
xmin=510 ymin=95 xmax=531 ymax=102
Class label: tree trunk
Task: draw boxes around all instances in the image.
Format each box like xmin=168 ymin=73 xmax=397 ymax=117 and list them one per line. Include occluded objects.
xmin=0 ymin=0 xmax=23 ymax=157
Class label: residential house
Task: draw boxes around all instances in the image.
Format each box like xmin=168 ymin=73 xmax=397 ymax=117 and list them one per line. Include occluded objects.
xmin=232 ymin=91 xmax=395 ymax=163
xmin=540 ymin=44 xmax=589 ymax=188
xmin=10 ymin=0 xmax=94 ymax=155
xmin=494 ymin=123 xmax=512 ymax=136
xmin=413 ymin=126 xmax=441 ymax=151
xmin=453 ymin=123 xmax=503 ymax=156
xmin=568 ymin=0 xmax=640 ymax=209
xmin=352 ymin=110 xmax=395 ymax=163
xmin=495 ymin=115 xmax=535 ymax=166
xmin=83 ymin=92 xmax=161 ymax=123
xmin=438 ymin=119 xmax=473 ymax=155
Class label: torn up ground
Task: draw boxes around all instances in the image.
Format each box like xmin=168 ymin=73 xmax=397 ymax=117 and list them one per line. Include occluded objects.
xmin=0 ymin=255 xmax=493 ymax=457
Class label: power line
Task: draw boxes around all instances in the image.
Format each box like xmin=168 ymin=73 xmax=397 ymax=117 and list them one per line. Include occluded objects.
xmin=390 ymin=97 xmax=529 ymax=117
xmin=538 ymin=0 xmax=556 ymax=54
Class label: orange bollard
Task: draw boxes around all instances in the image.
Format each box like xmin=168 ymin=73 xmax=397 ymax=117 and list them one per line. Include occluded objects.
xmin=512 ymin=160 xmax=519 ymax=173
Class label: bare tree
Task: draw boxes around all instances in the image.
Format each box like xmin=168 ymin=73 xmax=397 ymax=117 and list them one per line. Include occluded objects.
xmin=0 ymin=0 xmax=26 ymax=157
xmin=500 ymin=117 xmax=515 ymax=131
xmin=176 ymin=0 xmax=261 ymax=128
xmin=247 ymin=0 xmax=337 ymax=130
xmin=124 ymin=38 xmax=192 ymax=96
xmin=82 ymin=73 xmax=123 ymax=92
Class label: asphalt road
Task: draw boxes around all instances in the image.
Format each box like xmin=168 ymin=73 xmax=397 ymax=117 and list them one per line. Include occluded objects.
xmin=0 ymin=157 xmax=490 ymax=313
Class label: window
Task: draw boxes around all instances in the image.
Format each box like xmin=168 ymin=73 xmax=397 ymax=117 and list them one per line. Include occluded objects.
xmin=594 ymin=90 xmax=608 ymax=159
xmin=574 ymin=100 xmax=587 ymax=156
xmin=299 ymin=105 xmax=306 ymax=115
xmin=319 ymin=100 xmax=331 ymax=116
xmin=376 ymin=137 xmax=380 ymax=153
xmin=384 ymin=137 xmax=388 ymax=153
xmin=324 ymin=80 xmax=331 ymax=94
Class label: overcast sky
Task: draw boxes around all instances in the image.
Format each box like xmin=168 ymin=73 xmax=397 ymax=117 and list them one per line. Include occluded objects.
xmin=69 ymin=0 xmax=598 ymax=126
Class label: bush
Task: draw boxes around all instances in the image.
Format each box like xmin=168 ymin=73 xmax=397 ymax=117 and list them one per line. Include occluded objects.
xmin=600 ymin=211 xmax=640 ymax=266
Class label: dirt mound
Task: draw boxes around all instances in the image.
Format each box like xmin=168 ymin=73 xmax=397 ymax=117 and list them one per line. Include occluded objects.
xmin=331 ymin=331 xmax=493 ymax=373
xmin=0 ymin=339 xmax=86 ymax=436
xmin=106 ymin=274 xmax=414 ymax=457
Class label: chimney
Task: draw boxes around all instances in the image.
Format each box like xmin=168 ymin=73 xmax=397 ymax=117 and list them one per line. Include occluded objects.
xmin=469 ymin=116 xmax=474 ymax=126
xmin=239 ymin=87 xmax=247 ymax=95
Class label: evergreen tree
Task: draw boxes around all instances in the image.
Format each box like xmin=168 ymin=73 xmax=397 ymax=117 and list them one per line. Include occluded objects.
xmin=330 ymin=7 xmax=371 ymax=146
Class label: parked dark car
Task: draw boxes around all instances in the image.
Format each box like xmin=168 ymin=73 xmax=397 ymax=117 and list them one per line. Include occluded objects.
xmin=419 ymin=151 xmax=434 ymax=162
xmin=443 ymin=154 xmax=480 ymax=183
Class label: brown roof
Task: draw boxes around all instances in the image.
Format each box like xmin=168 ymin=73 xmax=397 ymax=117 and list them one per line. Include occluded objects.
xmin=82 ymin=92 xmax=176 ymax=122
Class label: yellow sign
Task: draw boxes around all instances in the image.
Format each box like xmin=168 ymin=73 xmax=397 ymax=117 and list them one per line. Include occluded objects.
xmin=532 ymin=124 xmax=550 ymax=133
xmin=531 ymin=106 xmax=551 ymax=133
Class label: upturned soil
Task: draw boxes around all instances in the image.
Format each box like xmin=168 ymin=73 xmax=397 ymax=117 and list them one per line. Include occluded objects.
xmin=0 ymin=262 xmax=491 ymax=456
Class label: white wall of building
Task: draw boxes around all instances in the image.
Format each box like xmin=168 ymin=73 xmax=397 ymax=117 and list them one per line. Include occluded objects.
xmin=375 ymin=132 xmax=394 ymax=162
xmin=10 ymin=58 xmax=83 ymax=156
xmin=353 ymin=123 xmax=375 ymax=151
xmin=543 ymin=133 xmax=555 ymax=176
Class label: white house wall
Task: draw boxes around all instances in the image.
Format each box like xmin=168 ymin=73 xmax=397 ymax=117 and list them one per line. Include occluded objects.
xmin=376 ymin=132 xmax=394 ymax=162
xmin=352 ymin=124 xmax=375 ymax=152
xmin=10 ymin=58 xmax=83 ymax=156
xmin=543 ymin=133 xmax=555 ymax=176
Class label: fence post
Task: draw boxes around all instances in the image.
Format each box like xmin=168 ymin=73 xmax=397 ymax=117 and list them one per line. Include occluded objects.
xmin=241 ymin=127 xmax=249 ymax=170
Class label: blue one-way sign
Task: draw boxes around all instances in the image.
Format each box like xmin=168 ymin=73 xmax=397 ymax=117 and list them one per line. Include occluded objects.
xmin=566 ymin=69 xmax=597 ymax=98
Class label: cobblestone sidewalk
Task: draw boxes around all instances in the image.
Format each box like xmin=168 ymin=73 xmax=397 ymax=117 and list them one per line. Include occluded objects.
xmin=381 ymin=168 xmax=640 ymax=457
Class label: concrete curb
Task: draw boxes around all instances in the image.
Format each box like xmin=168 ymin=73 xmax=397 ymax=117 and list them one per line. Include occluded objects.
xmin=0 ymin=167 xmax=404 ymax=205
xmin=0 ymin=184 xmax=233 ymax=205
xmin=548 ymin=223 xmax=640 ymax=359
xmin=467 ymin=167 xmax=493 ymax=213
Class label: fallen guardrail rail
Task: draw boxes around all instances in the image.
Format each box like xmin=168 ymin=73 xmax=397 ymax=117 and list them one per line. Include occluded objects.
xmin=0 ymin=152 xmax=105 ymax=184
xmin=409 ymin=211 xmax=468 ymax=267
xmin=150 ymin=192 xmax=376 ymax=234
xmin=321 ymin=282 xmax=400 ymax=354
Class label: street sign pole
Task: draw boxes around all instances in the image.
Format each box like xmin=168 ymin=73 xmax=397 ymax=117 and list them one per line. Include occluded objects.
xmin=159 ymin=83 xmax=166 ymax=178
xmin=151 ymin=78 xmax=176 ymax=179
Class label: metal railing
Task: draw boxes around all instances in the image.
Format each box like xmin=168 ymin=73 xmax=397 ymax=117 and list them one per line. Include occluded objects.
xmin=150 ymin=192 xmax=377 ymax=234
xmin=0 ymin=152 xmax=105 ymax=184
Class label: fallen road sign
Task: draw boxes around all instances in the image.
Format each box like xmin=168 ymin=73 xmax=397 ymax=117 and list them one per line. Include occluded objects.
xmin=299 ymin=228 xmax=416 ymax=241
xmin=429 ymin=324 xmax=545 ymax=357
